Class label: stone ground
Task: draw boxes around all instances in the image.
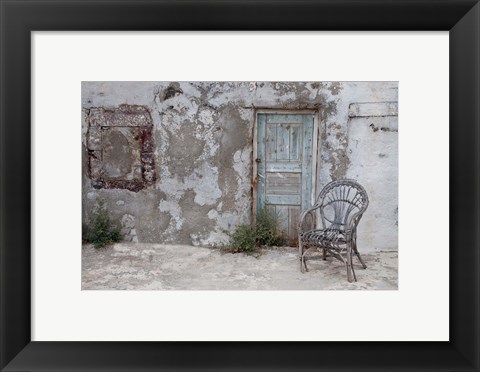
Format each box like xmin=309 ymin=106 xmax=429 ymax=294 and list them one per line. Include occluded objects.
xmin=82 ymin=243 xmax=398 ymax=290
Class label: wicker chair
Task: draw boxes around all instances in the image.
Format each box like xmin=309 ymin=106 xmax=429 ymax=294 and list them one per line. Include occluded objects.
xmin=298 ymin=179 xmax=369 ymax=282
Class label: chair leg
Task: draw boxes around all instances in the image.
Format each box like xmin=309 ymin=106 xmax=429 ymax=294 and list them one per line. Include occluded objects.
xmin=299 ymin=241 xmax=303 ymax=273
xmin=351 ymin=255 xmax=357 ymax=282
xmin=355 ymin=252 xmax=367 ymax=269
xmin=322 ymin=248 xmax=327 ymax=260
xmin=346 ymin=247 xmax=355 ymax=282
xmin=353 ymin=242 xmax=367 ymax=269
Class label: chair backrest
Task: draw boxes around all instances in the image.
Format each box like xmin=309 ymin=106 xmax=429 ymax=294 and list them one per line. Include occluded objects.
xmin=315 ymin=179 xmax=369 ymax=231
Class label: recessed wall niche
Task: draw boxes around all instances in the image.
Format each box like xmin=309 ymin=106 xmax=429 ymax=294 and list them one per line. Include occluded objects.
xmin=86 ymin=105 xmax=155 ymax=192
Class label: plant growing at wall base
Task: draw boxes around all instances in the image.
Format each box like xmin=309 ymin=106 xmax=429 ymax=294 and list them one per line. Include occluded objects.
xmin=224 ymin=208 xmax=287 ymax=253
xmin=254 ymin=208 xmax=287 ymax=247
xmin=82 ymin=201 xmax=121 ymax=248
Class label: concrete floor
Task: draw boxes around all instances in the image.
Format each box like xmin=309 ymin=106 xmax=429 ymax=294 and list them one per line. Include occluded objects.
xmin=82 ymin=243 xmax=398 ymax=290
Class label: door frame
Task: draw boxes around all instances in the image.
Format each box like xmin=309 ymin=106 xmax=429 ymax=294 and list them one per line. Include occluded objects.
xmin=252 ymin=109 xmax=320 ymax=223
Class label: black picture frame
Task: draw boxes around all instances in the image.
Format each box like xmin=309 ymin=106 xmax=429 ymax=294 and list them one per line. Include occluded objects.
xmin=1 ymin=1 xmax=479 ymax=371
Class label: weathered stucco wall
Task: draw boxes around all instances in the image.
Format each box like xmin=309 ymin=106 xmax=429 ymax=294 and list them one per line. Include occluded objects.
xmin=82 ymin=81 xmax=398 ymax=251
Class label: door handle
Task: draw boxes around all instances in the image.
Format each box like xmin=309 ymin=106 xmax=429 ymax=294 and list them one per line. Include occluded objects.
xmin=255 ymin=158 xmax=261 ymax=163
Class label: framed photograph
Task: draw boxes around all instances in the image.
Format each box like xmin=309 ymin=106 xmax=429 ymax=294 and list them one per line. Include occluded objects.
xmin=1 ymin=0 xmax=479 ymax=371
xmin=79 ymin=80 xmax=399 ymax=291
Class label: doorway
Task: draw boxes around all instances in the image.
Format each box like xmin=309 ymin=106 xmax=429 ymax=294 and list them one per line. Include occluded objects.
xmin=254 ymin=112 xmax=317 ymax=245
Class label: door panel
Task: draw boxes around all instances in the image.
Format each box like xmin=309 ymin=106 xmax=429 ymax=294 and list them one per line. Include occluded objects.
xmin=266 ymin=173 xmax=301 ymax=194
xmin=265 ymin=163 xmax=302 ymax=172
xmin=265 ymin=194 xmax=301 ymax=205
xmin=256 ymin=113 xmax=315 ymax=245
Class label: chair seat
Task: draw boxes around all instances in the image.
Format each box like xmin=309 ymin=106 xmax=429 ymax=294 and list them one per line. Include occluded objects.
xmin=300 ymin=228 xmax=347 ymax=248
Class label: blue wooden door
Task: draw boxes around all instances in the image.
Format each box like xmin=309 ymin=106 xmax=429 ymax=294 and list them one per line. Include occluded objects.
xmin=256 ymin=113 xmax=315 ymax=244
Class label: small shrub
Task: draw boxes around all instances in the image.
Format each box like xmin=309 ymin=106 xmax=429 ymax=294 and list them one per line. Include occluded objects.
xmin=255 ymin=208 xmax=287 ymax=247
xmin=224 ymin=208 xmax=287 ymax=253
xmin=226 ymin=224 xmax=258 ymax=253
xmin=83 ymin=201 xmax=121 ymax=248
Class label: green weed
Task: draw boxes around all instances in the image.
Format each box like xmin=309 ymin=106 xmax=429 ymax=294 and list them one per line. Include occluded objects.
xmin=224 ymin=208 xmax=286 ymax=253
xmin=82 ymin=201 xmax=121 ymax=248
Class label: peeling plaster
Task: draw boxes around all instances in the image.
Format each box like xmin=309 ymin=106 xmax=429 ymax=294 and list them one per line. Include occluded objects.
xmin=191 ymin=163 xmax=222 ymax=206
xmin=233 ymin=147 xmax=252 ymax=221
xmin=328 ymin=81 xmax=343 ymax=95
xmin=159 ymin=199 xmax=183 ymax=231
